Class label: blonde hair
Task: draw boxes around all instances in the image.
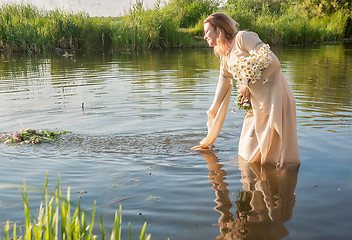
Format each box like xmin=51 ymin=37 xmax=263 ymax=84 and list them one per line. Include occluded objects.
xmin=204 ymin=12 xmax=239 ymax=57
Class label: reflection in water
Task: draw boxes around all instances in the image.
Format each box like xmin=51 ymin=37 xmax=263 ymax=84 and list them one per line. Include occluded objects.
xmin=203 ymin=152 xmax=300 ymax=240
xmin=235 ymin=160 xmax=300 ymax=240
xmin=203 ymin=151 xmax=234 ymax=234
xmin=0 ymin=50 xmax=221 ymax=134
xmin=276 ymin=43 xmax=352 ymax=132
xmin=1 ymin=44 xmax=351 ymax=134
xmin=0 ymin=44 xmax=351 ymax=239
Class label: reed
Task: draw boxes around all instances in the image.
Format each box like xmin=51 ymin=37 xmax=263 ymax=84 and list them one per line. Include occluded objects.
xmin=113 ymin=0 xmax=197 ymax=51
xmin=0 ymin=1 xmax=197 ymax=53
xmin=1 ymin=175 xmax=151 ymax=240
xmin=0 ymin=0 xmax=350 ymax=53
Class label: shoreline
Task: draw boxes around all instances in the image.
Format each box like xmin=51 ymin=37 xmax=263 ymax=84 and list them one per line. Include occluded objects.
xmin=1 ymin=2 xmax=351 ymax=53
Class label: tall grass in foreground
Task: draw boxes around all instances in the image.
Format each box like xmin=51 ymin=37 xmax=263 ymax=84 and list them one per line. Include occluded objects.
xmin=1 ymin=176 xmax=151 ymax=240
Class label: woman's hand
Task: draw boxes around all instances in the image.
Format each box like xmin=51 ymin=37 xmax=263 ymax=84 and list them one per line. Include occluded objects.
xmin=191 ymin=145 xmax=214 ymax=151
xmin=237 ymin=82 xmax=250 ymax=104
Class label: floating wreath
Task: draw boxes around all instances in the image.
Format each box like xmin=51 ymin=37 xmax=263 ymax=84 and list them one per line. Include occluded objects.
xmin=3 ymin=129 xmax=66 ymax=144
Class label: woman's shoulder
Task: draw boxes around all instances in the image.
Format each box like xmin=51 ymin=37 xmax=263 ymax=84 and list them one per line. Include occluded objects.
xmin=236 ymin=30 xmax=260 ymax=41
xmin=235 ymin=31 xmax=262 ymax=51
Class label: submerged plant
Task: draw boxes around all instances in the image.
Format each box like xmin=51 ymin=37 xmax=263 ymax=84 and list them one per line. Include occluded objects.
xmin=2 ymin=175 xmax=151 ymax=240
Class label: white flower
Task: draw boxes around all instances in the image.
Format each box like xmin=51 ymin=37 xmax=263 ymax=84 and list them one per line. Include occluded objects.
xmin=243 ymin=103 xmax=250 ymax=107
xmin=232 ymin=44 xmax=272 ymax=113
xmin=249 ymin=50 xmax=256 ymax=55
xmin=232 ymin=44 xmax=272 ymax=87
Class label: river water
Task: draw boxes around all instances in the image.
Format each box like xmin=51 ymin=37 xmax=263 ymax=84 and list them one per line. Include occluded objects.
xmin=0 ymin=43 xmax=351 ymax=239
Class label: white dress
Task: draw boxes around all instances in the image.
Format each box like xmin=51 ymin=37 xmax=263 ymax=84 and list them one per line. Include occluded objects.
xmin=198 ymin=31 xmax=300 ymax=166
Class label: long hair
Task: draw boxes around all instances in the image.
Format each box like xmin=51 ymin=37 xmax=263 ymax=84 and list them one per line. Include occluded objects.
xmin=204 ymin=13 xmax=239 ymax=57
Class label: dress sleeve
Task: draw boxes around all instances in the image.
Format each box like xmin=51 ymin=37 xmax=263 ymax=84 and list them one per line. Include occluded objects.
xmin=198 ymin=62 xmax=233 ymax=148
xmin=235 ymin=31 xmax=264 ymax=53
xmin=236 ymin=31 xmax=279 ymax=81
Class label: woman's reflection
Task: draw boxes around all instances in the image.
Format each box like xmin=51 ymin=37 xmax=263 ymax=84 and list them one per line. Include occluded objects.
xmin=202 ymin=152 xmax=300 ymax=240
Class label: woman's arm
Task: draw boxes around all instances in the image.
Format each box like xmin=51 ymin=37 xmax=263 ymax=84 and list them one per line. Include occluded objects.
xmin=208 ymin=73 xmax=232 ymax=126
xmin=235 ymin=31 xmax=279 ymax=102
xmin=192 ymin=64 xmax=233 ymax=150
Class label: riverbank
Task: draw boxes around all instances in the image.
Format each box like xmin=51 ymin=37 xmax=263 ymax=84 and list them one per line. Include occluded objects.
xmin=0 ymin=0 xmax=351 ymax=53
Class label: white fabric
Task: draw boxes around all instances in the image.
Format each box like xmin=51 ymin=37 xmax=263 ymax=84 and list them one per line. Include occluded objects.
xmin=198 ymin=31 xmax=300 ymax=166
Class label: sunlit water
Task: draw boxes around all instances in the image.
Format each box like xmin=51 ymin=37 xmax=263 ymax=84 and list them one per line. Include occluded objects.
xmin=0 ymin=43 xmax=351 ymax=239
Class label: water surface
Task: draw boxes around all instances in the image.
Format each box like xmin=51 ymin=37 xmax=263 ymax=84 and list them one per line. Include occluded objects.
xmin=0 ymin=43 xmax=351 ymax=239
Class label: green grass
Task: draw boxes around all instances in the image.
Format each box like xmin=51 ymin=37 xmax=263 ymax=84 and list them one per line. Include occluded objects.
xmin=1 ymin=175 xmax=151 ymax=240
xmin=226 ymin=4 xmax=351 ymax=45
xmin=0 ymin=0 xmax=351 ymax=53
xmin=0 ymin=1 xmax=198 ymax=53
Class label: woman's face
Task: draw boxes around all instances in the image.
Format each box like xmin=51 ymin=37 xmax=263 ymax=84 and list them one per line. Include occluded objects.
xmin=204 ymin=22 xmax=218 ymax=47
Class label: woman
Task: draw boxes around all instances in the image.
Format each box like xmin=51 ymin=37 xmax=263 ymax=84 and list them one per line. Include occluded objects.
xmin=192 ymin=12 xmax=300 ymax=166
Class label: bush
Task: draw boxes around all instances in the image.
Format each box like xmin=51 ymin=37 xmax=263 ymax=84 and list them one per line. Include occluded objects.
xmin=167 ymin=0 xmax=219 ymax=28
xmin=223 ymin=0 xmax=351 ymax=44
